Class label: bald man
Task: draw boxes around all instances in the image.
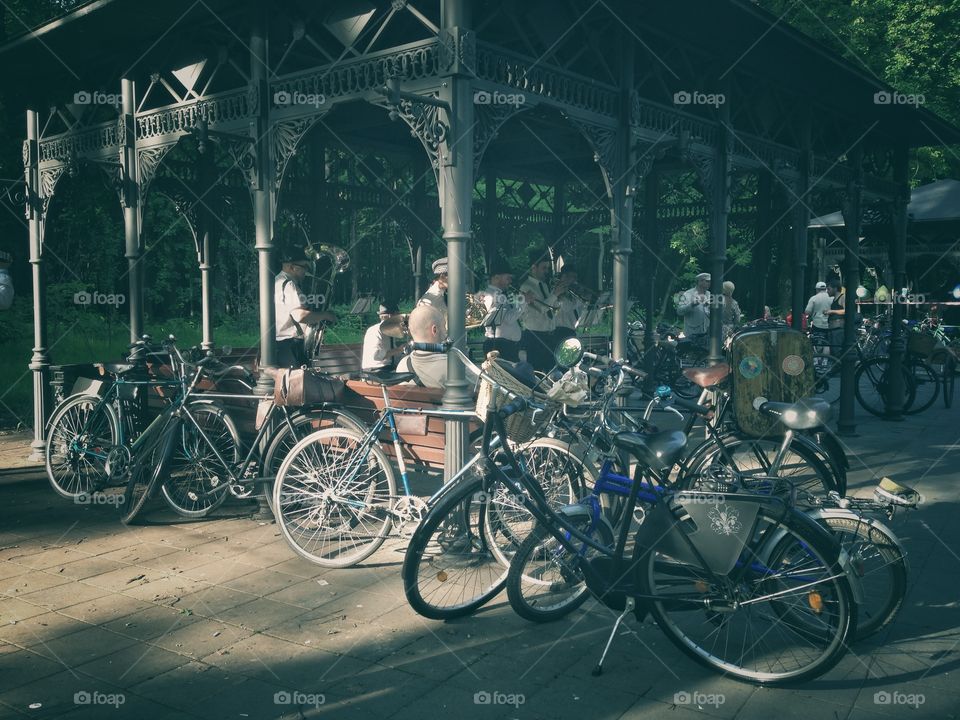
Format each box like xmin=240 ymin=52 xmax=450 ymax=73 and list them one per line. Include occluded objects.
xmin=398 ymin=304 xmax=477 ymax=389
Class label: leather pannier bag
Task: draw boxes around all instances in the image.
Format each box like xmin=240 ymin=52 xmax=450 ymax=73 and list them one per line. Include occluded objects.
xmin=274 ymin=368 xmax=345 ymax=407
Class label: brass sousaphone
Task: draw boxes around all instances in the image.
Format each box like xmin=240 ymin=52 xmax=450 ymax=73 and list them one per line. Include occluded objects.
xmin=302 ymin=241 xmax=351 ymax=360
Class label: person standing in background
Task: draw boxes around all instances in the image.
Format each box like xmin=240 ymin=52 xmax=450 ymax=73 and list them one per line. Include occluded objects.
xmin=417 ymin=257 xmax=449 ymax=319
xmin=519 ymin=249 xmax=564 ymax=372
xmin=826 ymin=279 xmax=846 ymax=354
xmin=0 ymin=251 xmax=13 ymax=310
xmin=479 ymin=259 xmax=523 ymax=362
xmin=805 ymin=281 xmax=832 ymax=351
xmin=720 ymin=280 xmax=742 ymax=337
xmin=676 ymin=272 xmax=711 ymax=338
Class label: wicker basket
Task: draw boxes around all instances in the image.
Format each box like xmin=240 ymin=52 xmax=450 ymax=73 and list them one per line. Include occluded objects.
xmin=907 ymin=332 xmax=937 ymax=359
xmin=474 ymin=354 xmax=552 ymax=443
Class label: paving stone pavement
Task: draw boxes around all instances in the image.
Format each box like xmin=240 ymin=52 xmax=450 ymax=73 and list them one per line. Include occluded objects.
xmin=0 ymin=407 xmax=958 ymax=720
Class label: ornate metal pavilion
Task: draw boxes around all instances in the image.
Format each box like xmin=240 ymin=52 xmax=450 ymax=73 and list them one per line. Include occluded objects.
xmin=3 ymin=0 xmax=959 ymax=470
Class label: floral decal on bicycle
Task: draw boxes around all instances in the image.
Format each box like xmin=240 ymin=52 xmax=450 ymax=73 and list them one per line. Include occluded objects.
xmin=708 ymin=505 xmax=742 ymax=536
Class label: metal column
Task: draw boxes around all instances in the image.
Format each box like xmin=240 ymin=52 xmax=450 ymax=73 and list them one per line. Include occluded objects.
xmin=120 ymin=79 xmax=145 ymax=352
xmin=753 ymin=171 xmax=773 ymax=318
xmin=610 ymin=32 xmax=635 ymax=363
xmin=884 ymin=144 xmax=910 ymax=419
xmin=790 ymin=129 xmax=811 ymax=330
xmin=837 ymin=148 xmax=863 ymax=435
xmin=708 ymin=98 xmax=731 ymax=364
xmin=642 ymin=168 xmax=659 ymax=352
xmin=26 ymin=109 xmax=49 ymax=461
xmin=251 ymin=3 xmax=276 ymax=394
xmin=440 ymin=0 xmax=474 ymax=480
xmin=197 ymin=120 xmax=214 ymax=351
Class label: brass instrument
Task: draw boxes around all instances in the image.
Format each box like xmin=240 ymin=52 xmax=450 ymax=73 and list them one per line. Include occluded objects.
xmin=381 ymin=314 xmax=410 ymax=339
xmin=301 ymin=242 xmax=351 ymax=360
xmin=564 ymin=283 xmax=596 ymax=304
xmin=465 ymin=293 xmax=489 ymax=329
xmin=508 ymin=284 xmax=558 ymax=312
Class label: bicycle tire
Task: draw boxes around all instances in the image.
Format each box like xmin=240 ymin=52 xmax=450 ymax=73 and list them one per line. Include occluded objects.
xmin=854 ymin=357 xmax=916 ymax=417
xmin=159 ymin=402 xmax=241 ymax=518
xmin=403 ymin=476 xmax=508 ymax=620
xmin=119 ymin=420 xmax=177 ymax=526
xmin=273 ymin=427 xmax=396 ymax=568
xmin=506 ymin=510 xmax=615 ymax=623
xmin=819 ymin=513 xmax=907 ymax=640
xmin=903 ymin=358 xmax=939 ymax=415
xmin=944 ymin=358 xmax=956 ymax=409
xmin=45 ymin=394 xmax=120 ymax=500
xmin=639 ymin=503 xmax=856 ymax=684
xmin=482 ymin=438 xmax=595 ymax=567
xmin=260 ymin=407 xmax=368 ymax=516
xmin=680 ymin=434 xmax=838 ymax=504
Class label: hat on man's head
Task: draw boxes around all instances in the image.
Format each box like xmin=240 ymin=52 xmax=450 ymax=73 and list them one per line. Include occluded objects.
xmin=528 ymin=248 xmax=551 ymax=268
xmin=488 ymin=258 xmax=512 ymax=277
xmin=378 ymin=300 xmax=399 ymax=315
xmin=431 ymin=257 xmax=448 ymax=275
xmin=696 ymin=272 xmax=711 ymax=281
xmin=815 ymin=281 xmax=827 ymax=290
xmin=281 ymin=248 xmax=311 ymax=266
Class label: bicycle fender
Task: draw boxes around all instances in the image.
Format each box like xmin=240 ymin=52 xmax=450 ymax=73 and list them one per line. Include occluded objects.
xmin=813 ymin=508 xmax=910 ymax=577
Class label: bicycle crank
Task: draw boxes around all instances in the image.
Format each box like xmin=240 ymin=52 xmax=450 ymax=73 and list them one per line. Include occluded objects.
xmin=394 ymin=496 xmax=428 ymax=537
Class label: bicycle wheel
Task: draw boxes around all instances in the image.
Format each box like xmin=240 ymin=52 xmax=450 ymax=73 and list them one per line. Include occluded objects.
xmin=483 ymin=438 xmax=594 ymax=567
xmin=403 ymin=477 xmax=508 ymax=620
xmin=119 ymin=421 xmax=177 ymax=526
xmin=819 ymin=513 xmax=907 ymax=640
xmin=45 ymin=395 xmax=120 ymax=500
xmin=639 ymin=504 xmax=856 ymax=684
xmin=260 ymin=407 xmax=368 ymax=515
xmin=681 ymin=435 xmax=837 ymax=504
xmin=159 ymin=402 xmax=241 ymax=518
xmin=854 ymin=357 xmax=916 ymax=417
xmin=506 ymin=509 xmax=614 ymax=623
xmin=273 ymin=427 xmax=396 ymax=568
xmin=811 ymin=353 xmax=841 ymax=406
xmin=903 ymin=358 xmax=939 ymax=415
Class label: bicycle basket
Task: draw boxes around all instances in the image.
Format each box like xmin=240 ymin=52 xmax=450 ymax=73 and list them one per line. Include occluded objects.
xmin=635 ymin=491 xmax=762 ymax=576
xmin=475 ymin=354 xmax=552 ymax=443
xmin=907 ymin=332 xmax=937 ymax=359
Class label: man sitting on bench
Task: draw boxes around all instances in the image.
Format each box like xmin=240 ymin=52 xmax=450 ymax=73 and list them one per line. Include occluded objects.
xmin=398 ymin=304 xmax=478 ymax=389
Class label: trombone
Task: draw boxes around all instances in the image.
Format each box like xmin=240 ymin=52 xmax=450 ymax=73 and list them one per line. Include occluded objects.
xmin=507 ymin=284 xmax=558 ymax=312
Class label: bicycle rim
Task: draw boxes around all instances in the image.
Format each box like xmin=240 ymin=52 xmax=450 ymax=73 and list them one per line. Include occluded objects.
xmin=855 ymin=359 xmax=916 ymax=417
xmin=45 ymin=395 xmax=120 ymax=499
xmin=903 ymin=360 xmax=939 ymax=415
xmin=274 ymin=428 xmax=395 ymax=568
xmin=120 ymin=423 xmax=175 ymax=525
xmin=160 ymin=403 xmax=239 ymax=517
xmin=403 ymin=477 xmax=507 ymax=620
xmin=641 ymin=507 xmax=855 ymax=684
xmin=507 ymin=515 xmax=614 ymax=622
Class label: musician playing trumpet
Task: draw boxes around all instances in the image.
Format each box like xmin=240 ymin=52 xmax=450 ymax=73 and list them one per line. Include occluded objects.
xmin=478 ymin=258 xmax=523 ymax=362
xmin=519 ymin=248 xmax=566 ymax=372
xmin=554 ymin=266 xmax=586 ymax=343
xmin=275 ymin=250 xmax=337 ymax=368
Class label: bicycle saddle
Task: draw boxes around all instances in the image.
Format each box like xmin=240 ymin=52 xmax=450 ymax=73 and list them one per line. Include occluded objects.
xmin=356 ymin=371 xmax=417 ymax=386
xmin=682 ymin=363 xmax=730 ymax=388
xmin=613 ymin=430 xmax=687 ymax=470
xmin=98 ymin=362 xmax=138 ymax=376
xmin=759 ymin=398 xmax=831 ymax=430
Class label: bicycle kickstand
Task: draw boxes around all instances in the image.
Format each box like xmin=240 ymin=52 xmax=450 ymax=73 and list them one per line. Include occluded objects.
xmin=592 ymin=597 xmax=635 ymax=677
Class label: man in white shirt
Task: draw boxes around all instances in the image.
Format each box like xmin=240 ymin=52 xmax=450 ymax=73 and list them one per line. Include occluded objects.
xmin=479 ymin=259 xmax=523 ymax=362
xmin=554 ymin=266 xmax=585 ymax=343
xmin=676 ymin=272 xmax=711 ymax=338
xmin=274 ymin=252 xmax=336 ymax=367
xmin=417 ymin=257 xmax=448 ymax=319
xmin=519 ymin=249 xmax=566 ymax=371
xmin=805 ymin=281 xmax=832 ymax=350
xmin=361 ymin=302 xmax=407 ymax=374
xmin=0 ymin=251 xmax=13 ymax=311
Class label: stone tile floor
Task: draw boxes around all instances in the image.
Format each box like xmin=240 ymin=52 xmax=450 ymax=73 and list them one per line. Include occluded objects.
xmin=1 ymin=408 xmax=958 ymax=719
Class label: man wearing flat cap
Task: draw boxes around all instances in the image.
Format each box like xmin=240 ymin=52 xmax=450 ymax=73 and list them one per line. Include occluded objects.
xmin=275 ymin=250 xmax=337 ymax=367
xmin=479 ymin=258 xmax=523 ymax=362
xmin=362 ymin=301 xmax=408 ymax=375
xmin=676 ymin=272 xmax=711 ymax=338
xmin=520 ymin=248 xmax=564 ymax=371
xmin=417 ymin=257 xmax=449 ymax=318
